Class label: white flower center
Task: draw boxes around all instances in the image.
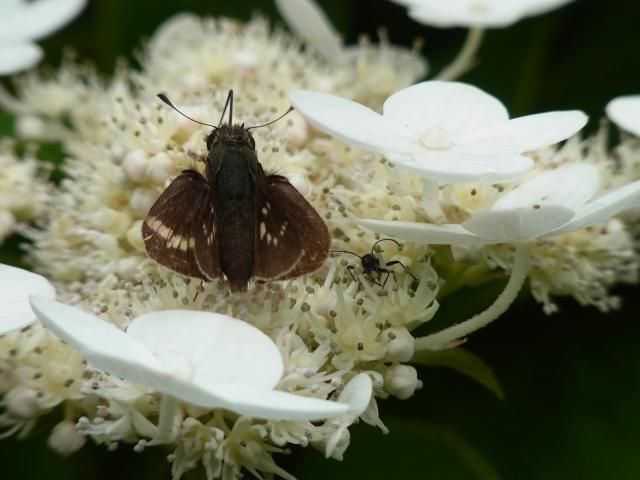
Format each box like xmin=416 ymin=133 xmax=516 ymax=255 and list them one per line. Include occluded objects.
xmin=160 ymin=350 xmax=194 ymax=381
xmin=469 ymin=0 xmax=490 ymax=13
xmin=419 ymin=126 xmax=451 ymax=150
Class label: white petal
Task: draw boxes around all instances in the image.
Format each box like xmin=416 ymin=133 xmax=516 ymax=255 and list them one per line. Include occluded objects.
xmin=407 ymin=0 xmax=524 ymax=28
xmin=455 ymin=111 xmax=588 ymax=155
xmin=338 ymin=373 xmax=373 ymax=417
xmin=275 ymin=0 xmax=343 ymax=61
xmin=211 ymin=385 xmax=348 ymax=421
xmin=127 ymin=310 xmax=283 ymax=392
xmin=358 ymin=219 xmax=485 ymax=246
xmin=462 ymin=206 xmax=574 ymax=242
xmin=0 ymin=42 xmax=42 ymax=75
xmin=0 ymin=265 xmax=55 ymax=334
xmin=28 ymin=297 xmax=167 ymax=386
xmin=289 ymin=90 xmax=420 ymax=154
xmin=490 ymin=163 xmax=600 ymax=212
xmin=390 ymin=151 xmax=534 ymax=184
xmin=0 ymin=0 xmax=87 ymax=41
xmin=547 ymin=180 xmax=640 ymax=235
xmin=523 ymin=0 xmax=576 ymax=16
xmin=606 ymin=95 xmax=640 ymax=138
xmin=383 ymin=81 xmax=508 ymax=137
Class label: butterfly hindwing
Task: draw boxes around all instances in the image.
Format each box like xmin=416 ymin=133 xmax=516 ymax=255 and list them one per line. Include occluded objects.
xmin=142 ymin=169 xmax=216 ymax=280
xmin=253 ymin=174 xmax=330 ymax=280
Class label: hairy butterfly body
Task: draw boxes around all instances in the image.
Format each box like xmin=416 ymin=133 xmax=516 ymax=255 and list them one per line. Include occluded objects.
xmin=142 ymin=91 xmax=330 ymax=292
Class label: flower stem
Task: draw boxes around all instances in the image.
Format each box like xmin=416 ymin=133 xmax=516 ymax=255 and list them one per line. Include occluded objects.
xmin=422 ymin=179 xmax=446 ymax=222
xmin=157 ymin=394 xmax=178 ymax=443
xmin=414 ymin=243 xmax=531 ymax=351
xmin=436 ymin=28 xmax=485 ymax=81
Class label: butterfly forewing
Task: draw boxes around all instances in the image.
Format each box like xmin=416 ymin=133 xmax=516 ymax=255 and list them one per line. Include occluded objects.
xmin=254 ymin=175 xmax=330 ymax=280
xmin=142 ymin=170 xmax=216 ymax=280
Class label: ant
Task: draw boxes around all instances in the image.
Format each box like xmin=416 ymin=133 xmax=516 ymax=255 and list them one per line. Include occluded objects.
xmin=332 ymin=238 xmax=418 ymax=287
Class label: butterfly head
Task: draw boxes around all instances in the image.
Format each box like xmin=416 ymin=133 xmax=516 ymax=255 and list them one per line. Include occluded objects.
xmin=206 ymin=124 xmax=256 ymax=151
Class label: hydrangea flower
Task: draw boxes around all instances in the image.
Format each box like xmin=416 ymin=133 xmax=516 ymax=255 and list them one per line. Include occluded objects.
xmin=361 ymin=163 xmax=640 ymax=349
xmin=29 ymin=296 xmax=349 ymax=427
xmin=607 ymin=95 xmax=640 ymax=138
xmin=360 ymin=163 xmax=640 ymax=244
xmin=290 ymin=81 xmax=587 ymax=183
xmin=391 ymin=0 xmax=577 ymax=28
xmin=0 ymin=263 xmax=55 ymax=334
xmin=0 ymin=0 xmax=87 ymax=74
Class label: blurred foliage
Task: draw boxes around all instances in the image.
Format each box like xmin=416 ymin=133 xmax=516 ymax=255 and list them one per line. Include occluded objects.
xmin=2 ymin=0 xmax=640 ymax=479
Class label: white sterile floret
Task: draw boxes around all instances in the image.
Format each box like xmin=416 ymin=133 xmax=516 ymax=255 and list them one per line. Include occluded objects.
xmin=391 ymin=0 xmax=576 ymax=28
xmin=28 ymin=297 xmax=348 ymax=421
xmin=290 ymin=81 xmax=587 ymax=183
xmin=0 ymin=0 xmax=87 ymax=74
xmin=0 ymin=264 xmax=56 ymax=334
xmin=606 ymin=95 xmax=640 ymax=138
xmin=361 ymin=163 xmax=640 ymax=244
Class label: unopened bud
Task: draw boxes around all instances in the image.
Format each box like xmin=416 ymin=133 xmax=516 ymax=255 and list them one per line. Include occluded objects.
xmin=384 ymin=365 xmax=421 ymax=400
xmin=5 ymin=385 xmax=41 ymax=419
xmin=48 ymin=420 xmax=86 ymax=456
xmin=380 ymin=326 xmax=415 ymax=362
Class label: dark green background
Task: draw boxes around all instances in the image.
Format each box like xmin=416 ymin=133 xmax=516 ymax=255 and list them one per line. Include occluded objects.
xmin=2 ymin=0 xmax=640 ymax=479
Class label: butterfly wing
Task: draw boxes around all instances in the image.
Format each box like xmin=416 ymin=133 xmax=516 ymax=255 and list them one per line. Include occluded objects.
xmin=142 ymin=169 xmax=220 ymax=280
xmin=253 ymin=174 xmax=330 ymax=280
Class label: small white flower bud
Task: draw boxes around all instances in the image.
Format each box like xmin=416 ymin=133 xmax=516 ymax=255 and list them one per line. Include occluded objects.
xmin=129 ymin=188 xmax=157 ymax=215
xmin=47 ymin=420 xmax=86 ymax=456
xmin=16 ymin=115 xmax=50 ymax=141
xmin=122 ymin=150 xmax=149 ymax=182
xmin=384 ymin=365 xmax=421 ymax=400
xmin=0 ymin=209 xmax=16 ymax=241
xmin=287 ymin=173 xmax=310 ymax=197
xmin=146 ymin=152 xmax=174 ymax=184
xmin=282 ymin=112 xmax=309 ymax=147
xmin=126 ymin=220 xmax=145 ymax=251
xmin=380 ymin=326 xmax=415 ymax=362
xmin=4 ymin=385 xmax=41 ymax=419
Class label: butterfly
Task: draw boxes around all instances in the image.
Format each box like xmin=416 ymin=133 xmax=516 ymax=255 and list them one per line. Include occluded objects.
xmin=142 ymin=91 xmax=330 ymax=292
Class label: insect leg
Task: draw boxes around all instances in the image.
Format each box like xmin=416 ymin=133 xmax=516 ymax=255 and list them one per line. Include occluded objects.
xmin=386 ymin=260 xmax=418 ymax=282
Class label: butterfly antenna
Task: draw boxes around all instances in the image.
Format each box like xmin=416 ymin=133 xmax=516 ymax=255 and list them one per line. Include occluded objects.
xmin=330 ymin=249 xmax=363 ymax=260
xmin=247 ymin=106 xmax=295 ymax=130
xmin=218 ymin=90 xmax=234 ymax=127
xmin=157 ymin=93 xmax=217 ymax=129
xmin=371 ymin=238 xmax=401 ymax=254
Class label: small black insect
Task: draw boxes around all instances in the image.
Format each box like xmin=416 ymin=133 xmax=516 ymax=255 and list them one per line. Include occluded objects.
xmin=332 ymin=239 xmax=417 ymax=287
xmin=142 ymin=90 xmax=330 ymax=292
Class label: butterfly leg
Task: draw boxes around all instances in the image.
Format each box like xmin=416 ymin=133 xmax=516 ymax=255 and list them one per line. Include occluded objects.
xmin=346 ymin=264 xmax=358 ymax=284
xmin=378 ymin=268 xmax=393 ymax=288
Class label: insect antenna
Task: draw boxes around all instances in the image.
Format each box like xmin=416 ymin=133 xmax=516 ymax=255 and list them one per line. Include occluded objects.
xmin=247 ymin=106 xmax=295 ymax=130
xmin=330 ymin=249 xmax=363 ymax=260
xmin=157 ymin=93 xmax=217 ymax=129
xmin=371 ymin=238 xmax=401 ymax=254
xmin=218 ymin=90 xmax=234 ymax=127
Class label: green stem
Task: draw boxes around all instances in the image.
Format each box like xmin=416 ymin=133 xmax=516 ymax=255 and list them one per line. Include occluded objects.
xmin=415 ymin=243 xmax=531 ymax=351
xmin=436 ymin=28 xmax=485 ymax=81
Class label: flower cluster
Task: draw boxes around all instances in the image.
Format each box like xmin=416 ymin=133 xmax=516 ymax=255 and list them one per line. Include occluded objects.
xmin=0 ymin=0 xmax=639 ymax=479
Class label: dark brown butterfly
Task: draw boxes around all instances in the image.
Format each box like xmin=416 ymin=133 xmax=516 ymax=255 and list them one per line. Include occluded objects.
xmin=142 ymin=91 xmax=330 ymax=292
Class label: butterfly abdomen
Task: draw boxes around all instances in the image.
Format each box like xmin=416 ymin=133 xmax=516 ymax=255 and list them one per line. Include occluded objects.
xmin=212 ymin=145 xmax=257 ymax=292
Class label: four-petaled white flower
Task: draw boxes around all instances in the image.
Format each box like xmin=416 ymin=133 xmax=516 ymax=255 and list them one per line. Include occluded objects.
xmin=0 ymin=263 xmax=55 ymax=335
xmin=390 ymin=0 xmax=576 ymax=28
xmin=360 ymin=163 xmax=640 ymax=244
xmin=290 ymin=81 xmax=587 ymax=183
xmin=606 ymin=95 xmax=640 ymax=138
xmin=29 ymin=296 xmax=350 ymax=422
xmin=0 ymin=0 xmax=87 ymax=75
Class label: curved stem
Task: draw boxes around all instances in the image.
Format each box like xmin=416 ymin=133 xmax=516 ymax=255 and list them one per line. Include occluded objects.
xmin=436 ymin=28 xmax=485 ymax=81
xmin=157 ymin=394 xmax=178 ymax=443
xmin=415 ymin=243 xmax=531 ymax=351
